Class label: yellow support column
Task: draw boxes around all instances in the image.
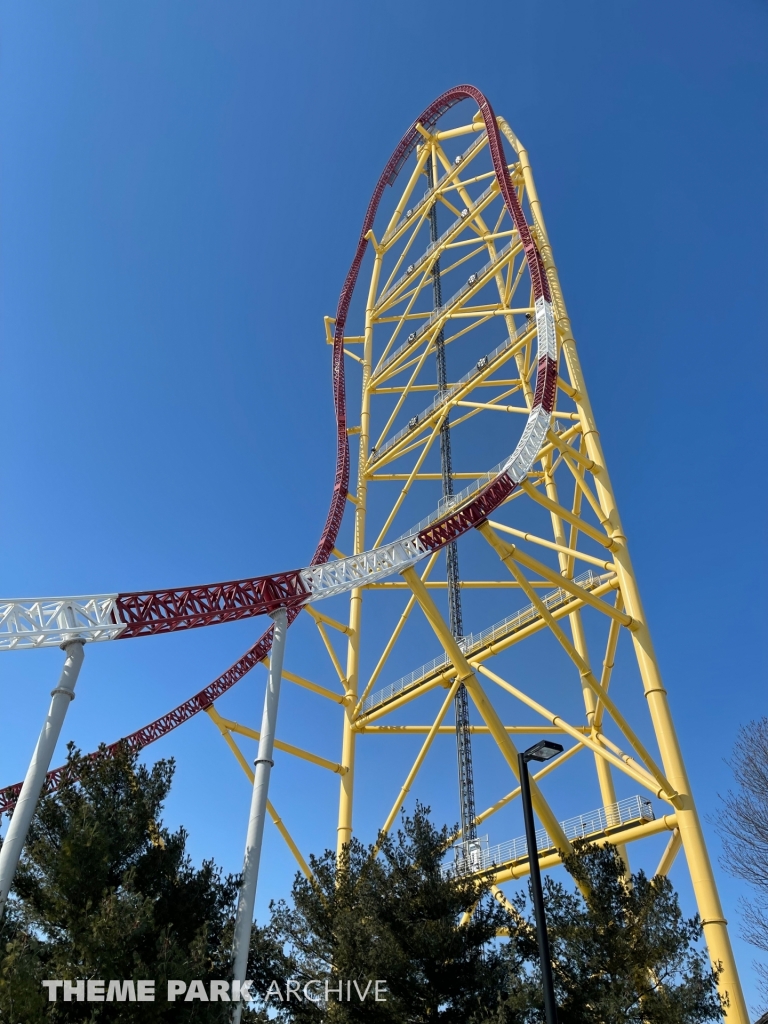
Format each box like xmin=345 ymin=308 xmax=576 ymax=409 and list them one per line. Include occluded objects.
xmin=336 ymin=241 xmax=383 ymax=859
xmin=401 ymin=565 xmax=578 ymax=871
xmin=499 ymin=118 xmax=748 ymax=1021
xmin=540 ymin=452 xmax=625 ymax=849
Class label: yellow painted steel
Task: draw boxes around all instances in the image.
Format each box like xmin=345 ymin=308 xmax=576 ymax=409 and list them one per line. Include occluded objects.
xmin=472 ymin=744 xmax=583 ymax=832
xmin=401 ymin=565 xmax=576 ymax=865
xmin=655 ymin=829 xmax=683 ymax=878
xmin=281 ymin=668 xmax=348 ymax=705
xmin=215 ymin=713 xmax=348 ymax=776
xmin=263 ymin=658 xmax=347 ymax=704
xmin=305 ymin=605 xmax=354 ymax=636
xmin=311 ymin=617 xmax=347 ymax=684
xmin=202 ymin=110 xmax=745 ymax=1019
xmin=519 ymin=479 xmax=615 ymax=549
xmin=594 ymin=609 xmax=622 ymax=731
xmin=487 ymin=535 xmax=632 ymax=626
xmin=475 ymin=664 xmax=660 ymax=796
xmin=540 ymin=447 xmax=628 ymax=866
xmin=379 ymin=679 xmax=461 ymax=838
xmin=336 ymin=241 xmax=384 ymax=859
xmin=479 ymin=523 xmax=676 ymax=802
xmin=491 ymin=885 xmax=525 ymax=924
xmin=486 ymin=519 xmax=615 ymax=571
xmin=367 ymin=580 xmax=563 ymax=588
xmin=355 ymin=580 xmax=635 ymax=731
xmin=360 ymin=725 xmax=588 ymax=734
xmin=490 ymin=814 xmax=679 ymax=886
xmin=499 ymin=117 xmax=747 ymax=1019
xmin=204 ymin=707 xmax=313 ymax=882
xmin=355 ymin=550 xmax=440 ymax=713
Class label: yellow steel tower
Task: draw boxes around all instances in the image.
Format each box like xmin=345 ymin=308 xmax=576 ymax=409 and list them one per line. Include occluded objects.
xmin=210 ymin=94 xmax=746 ymax=1019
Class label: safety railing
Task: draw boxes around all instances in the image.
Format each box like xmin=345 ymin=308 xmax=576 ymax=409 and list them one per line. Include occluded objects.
xmin=369 ymin=316 xmax=535 ymax=468
xmin=361 ymin=570 xmax=613 ymax=714
xmin=375 ymin=238 xmax=516 ymax=379
xmin=382 ymin=130 xmax=490 ymax=245
xmin=445 ymin=795 xmax=655 ymax=877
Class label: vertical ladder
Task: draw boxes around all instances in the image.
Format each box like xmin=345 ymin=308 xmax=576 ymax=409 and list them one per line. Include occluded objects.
xmin=427 ymin=155 xmax=477 ymax=845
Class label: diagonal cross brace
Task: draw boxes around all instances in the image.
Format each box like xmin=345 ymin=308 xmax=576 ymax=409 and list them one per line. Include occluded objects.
xmin=399 ymin=566 xmax=579 ymax=877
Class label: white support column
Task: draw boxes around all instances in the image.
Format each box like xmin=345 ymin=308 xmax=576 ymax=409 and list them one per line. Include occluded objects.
xmin=0 ymin=638 xmax=85 ymax=916
xmin=231 ymin=607 xmax=287 ymax=1023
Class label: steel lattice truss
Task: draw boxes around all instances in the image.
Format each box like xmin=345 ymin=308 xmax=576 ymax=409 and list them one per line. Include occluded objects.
xmin=0 ymin=87 xmax=748 ymax=1021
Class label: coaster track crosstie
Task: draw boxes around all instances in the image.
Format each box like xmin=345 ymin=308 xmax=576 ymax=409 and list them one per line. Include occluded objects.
xmin=0 ymin=87 xmax=748 ymax=1020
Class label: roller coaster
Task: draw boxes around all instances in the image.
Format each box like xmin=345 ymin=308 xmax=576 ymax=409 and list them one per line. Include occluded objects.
xmin=0 ymin=86 xmax=748 ymax=1020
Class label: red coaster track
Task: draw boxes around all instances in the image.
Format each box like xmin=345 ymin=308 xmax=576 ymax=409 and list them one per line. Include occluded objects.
xmin=0 ymin=84 xmax=551 ymax=813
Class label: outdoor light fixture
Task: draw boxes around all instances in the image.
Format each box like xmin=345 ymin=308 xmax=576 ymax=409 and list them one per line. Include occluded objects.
xmin=522 ymin=740 xmax=564 ymax=764
xmin=518 ymin=740 xmax=563 ymax=1024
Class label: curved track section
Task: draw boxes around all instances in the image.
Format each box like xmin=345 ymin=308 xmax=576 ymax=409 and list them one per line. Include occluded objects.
xmin=0 ymin=85 xmax=556 ymax=812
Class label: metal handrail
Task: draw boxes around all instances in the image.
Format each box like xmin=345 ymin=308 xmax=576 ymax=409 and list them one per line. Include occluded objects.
xmin=361 ymin=570 xmax=612 ymax=714
xmin=369 ymin=317 xmax=535 ymax=467
xmin=381 ymin=130 xmax=490 ymax=246
xmin=445 ymin=795 xmax=655 ymax=877
xmin=376 ymin=238 xmax=516 ymax=378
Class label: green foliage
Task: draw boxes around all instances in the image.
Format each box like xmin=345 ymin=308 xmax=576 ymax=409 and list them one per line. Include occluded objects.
xmin=0 ymin=755 xmax=725 ymax=1024
xmin=269 ymin=805 xmax=509 ymax=1022
xmin=270 ymin=816 xmax=723 ymax=1024
xmin=490 ymin=842 xmax=724 ymax=1024
xmin=0 ymin=742 xmax=280 ymax=1022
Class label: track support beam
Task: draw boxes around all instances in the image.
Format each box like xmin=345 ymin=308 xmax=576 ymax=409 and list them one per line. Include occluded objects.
xmin=0 ymin=638 xmax=85 ymax=917
xmin=231 ymin=607 xmax=287 ymax=1023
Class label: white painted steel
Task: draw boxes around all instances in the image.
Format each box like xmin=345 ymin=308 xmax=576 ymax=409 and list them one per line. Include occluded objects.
xmin=231 ymin=607 xmax=288 ymax=1023
xmin=0 ymin=639 xmax=85 ymax=916
xmin=300 ymin=534 xmax=430 ymax=602
xmin=0 ymin=596 xmax=124 ymax=651
xmin=0 ymin=297 xmax=556 ymax=650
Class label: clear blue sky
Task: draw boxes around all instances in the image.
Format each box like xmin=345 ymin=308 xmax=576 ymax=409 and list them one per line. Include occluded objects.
xmin=1 ymin=0 xmax=766 ymax=1012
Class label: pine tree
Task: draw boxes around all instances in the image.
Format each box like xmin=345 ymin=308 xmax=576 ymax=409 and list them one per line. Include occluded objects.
xmin=1 ymin=753 xmax=726 ymax=1024
xmin=0 ymin=742 xmax=284 ymax=1022
xmin=490 ymin=842 xmax=724 ymax=1023
xmin=270 ymin=813 xmax=724 ymax=1024
xmin=269 ymin=805 xmax=509 ymax=1023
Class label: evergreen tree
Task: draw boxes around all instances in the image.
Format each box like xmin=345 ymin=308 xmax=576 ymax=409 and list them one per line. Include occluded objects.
xmin=269 ymin=805 xmax=509 ymax=1023
xmin=0 ymin=742 xmax=284 ymax=1022
xmin=271 ymin=813 xmax=724 ymax=1024
xmin=0 ymin=752 xmax=727 ymax=1024
xmin=490 ymin=842 xmax=724 ymax=1024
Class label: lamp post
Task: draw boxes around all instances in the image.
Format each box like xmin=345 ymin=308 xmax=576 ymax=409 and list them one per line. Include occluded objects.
xmin=519 ymin=740 xmax=563 ymax=1024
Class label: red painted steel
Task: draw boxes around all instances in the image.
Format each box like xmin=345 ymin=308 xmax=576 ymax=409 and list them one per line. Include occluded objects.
xmin=534 ymin=356 xmax=558 ymax=414
xmin=0 ymin=86 xmax=556 ymax=813
xmin=110 ymin=85 xmax=554 ymax=639
xmin=116 ymin=573 xmax=309 ymax=638
xmin=416 ymin=474 xmax=518 ymax=552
